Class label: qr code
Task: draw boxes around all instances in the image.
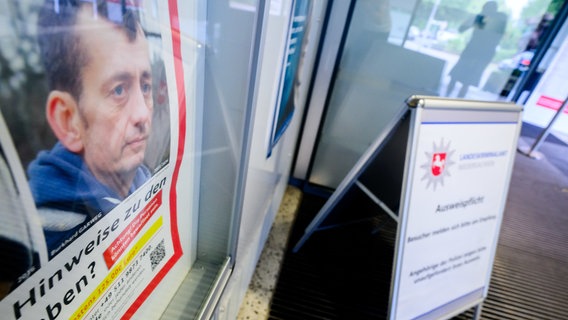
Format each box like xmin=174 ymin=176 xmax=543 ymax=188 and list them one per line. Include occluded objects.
xmin=150 ymin=240 xmax=166 ymax=271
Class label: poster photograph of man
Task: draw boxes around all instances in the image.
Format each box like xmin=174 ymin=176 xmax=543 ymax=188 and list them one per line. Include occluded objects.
xmin=0 ymin=1 xmax=199 ymax=318
xmin=0 ymin=0 xmax=171 ymax=261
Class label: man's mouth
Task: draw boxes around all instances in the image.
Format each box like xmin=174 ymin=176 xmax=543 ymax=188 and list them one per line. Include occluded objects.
xmin=126 ymin=136 xmax=147 ymax=149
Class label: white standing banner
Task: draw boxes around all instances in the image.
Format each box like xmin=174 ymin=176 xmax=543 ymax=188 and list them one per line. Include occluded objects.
xmin=292 ymin=96 xmax=522 ymax=320
xmin=390 ymin=97 xmax=522 ymax=320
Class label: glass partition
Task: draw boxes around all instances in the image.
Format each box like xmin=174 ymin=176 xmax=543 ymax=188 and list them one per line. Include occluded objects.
xmin=308 ymin=0 xmax=561 ymax=188
xmin=162 ymin=0 xmax=263 ymax=318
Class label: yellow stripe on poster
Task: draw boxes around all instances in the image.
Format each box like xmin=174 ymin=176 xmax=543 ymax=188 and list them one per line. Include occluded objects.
xmin=71 ymin=217 xmax=164 ymax=320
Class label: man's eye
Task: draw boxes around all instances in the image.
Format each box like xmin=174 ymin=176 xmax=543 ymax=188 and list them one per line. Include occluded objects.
xmin=113 ymin=85 xmax=125 ymax=96
xmin=142 ymin=83 xmax=152 ymax=94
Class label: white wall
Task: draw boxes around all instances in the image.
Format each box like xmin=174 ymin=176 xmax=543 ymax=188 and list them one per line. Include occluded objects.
xmin=216 ymin=0 xmax=327 ymax=318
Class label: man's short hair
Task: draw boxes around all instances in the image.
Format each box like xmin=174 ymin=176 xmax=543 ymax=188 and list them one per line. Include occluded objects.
xmin=37 ymin=0 xmax=142 ymax=101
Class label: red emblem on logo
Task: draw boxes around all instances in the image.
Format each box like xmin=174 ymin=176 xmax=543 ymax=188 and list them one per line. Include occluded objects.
xmin=431 ymin=153 xmax=446 ymax=176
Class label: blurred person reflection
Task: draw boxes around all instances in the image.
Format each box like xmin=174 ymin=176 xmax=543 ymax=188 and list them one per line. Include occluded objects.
xmin=445 ymin=1 xmax=507 ymax=98
xmin=524 ymin=13 xmax=554 ymax=52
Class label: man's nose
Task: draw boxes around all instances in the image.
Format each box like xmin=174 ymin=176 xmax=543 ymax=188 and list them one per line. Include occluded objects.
xmin=130 ymin=85 xmax=152 ymax=127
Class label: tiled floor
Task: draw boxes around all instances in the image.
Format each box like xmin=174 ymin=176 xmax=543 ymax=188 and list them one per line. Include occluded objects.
xmin=237 ymin=186 xmax=302 ymax=320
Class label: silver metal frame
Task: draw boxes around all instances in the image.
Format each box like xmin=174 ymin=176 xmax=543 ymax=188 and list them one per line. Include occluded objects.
xmin=160 ymin=0 xmax=269 ymax=318
xmin=387 ymin=106 xmax=420 ymax=319
xmin=292 ymin=0 xmax=352 ymax=180
xmin=197 ymin=258 xmax=233 ymax=320
xmin=227 ymin=0 xmax=269 ymax=269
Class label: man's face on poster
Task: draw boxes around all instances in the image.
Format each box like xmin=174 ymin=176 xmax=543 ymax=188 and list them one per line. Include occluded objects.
xmin=75 ymin=7 xmax=153 ymax=181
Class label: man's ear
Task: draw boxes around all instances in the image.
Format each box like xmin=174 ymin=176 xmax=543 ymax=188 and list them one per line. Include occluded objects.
xmin=46 ymin=91 xmax=84 ymax=153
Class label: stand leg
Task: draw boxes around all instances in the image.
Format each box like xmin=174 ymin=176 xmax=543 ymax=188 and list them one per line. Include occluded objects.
xmin=472 ymin=303 xmax=483 ymax=320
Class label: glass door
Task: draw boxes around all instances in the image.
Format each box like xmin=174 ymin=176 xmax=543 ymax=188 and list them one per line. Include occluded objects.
xmin=295 ymin=0 xmax=564 ymax=190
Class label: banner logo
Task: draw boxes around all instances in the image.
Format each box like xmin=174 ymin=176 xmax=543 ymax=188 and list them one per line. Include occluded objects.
xmin=431 ymin=153 xmax=446 ymax=176
xmin=420 ymin=139 xmax=455 ymax=190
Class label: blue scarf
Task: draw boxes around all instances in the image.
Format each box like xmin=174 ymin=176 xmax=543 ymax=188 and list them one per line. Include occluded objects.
xmin=27 ymin=142 xmax=150 ymax=257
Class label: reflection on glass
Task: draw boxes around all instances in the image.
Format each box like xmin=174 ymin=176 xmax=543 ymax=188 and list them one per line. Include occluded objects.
xmin=445 ymin=1 xmax=507 ymax=98
xmin=403 ymin=0 xmax=556 ymax=101
xmin=0 ymin=142 xmax=41 ymax=300
xmin=309 ymin=0 xmax=558 ymax=189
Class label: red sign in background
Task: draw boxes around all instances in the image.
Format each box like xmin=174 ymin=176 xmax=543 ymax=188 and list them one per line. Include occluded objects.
xmin=536 ymin=95 xmax=568 ymax=113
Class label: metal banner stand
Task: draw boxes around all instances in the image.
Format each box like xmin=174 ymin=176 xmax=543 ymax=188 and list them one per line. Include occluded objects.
xmin=293 ymin=105 xmax=410 ymax=252
xmin=293 ymin=96 xmax=522 ymax=320
xmin=472 ymin=303 xmax=483 ymax=320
